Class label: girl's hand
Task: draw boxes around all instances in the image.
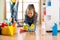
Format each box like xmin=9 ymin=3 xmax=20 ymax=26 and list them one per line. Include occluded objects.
xmin=30 ymin=24 xmax=35 ymax=30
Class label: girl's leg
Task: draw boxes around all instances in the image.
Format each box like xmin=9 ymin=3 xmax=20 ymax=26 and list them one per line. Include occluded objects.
xmin=14 ymin=12 xmax=17 ymax=22
xmin=14 ymin=2 xmax=19 ymax=23
xmin=11 ymin=3 xmax=15 ymax=24
xmin=11 ymin=4 xmax=14 ymax=23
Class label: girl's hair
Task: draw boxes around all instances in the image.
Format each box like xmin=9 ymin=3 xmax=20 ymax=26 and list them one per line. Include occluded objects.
xmin=25 ymin=4 xmax=37 ymax=22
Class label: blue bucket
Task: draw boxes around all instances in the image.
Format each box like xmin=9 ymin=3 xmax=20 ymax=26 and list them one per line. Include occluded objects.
xmin=52 ymin=23 xmax=58 ymax=36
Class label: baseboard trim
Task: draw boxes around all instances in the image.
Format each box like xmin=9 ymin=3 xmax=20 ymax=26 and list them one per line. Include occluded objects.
xmin=46 ymin=30 xmax=60 ymax=32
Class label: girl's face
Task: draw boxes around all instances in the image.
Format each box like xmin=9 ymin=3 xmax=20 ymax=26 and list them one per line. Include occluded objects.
xmin=27 ymin=9 xmax=34 ymax=18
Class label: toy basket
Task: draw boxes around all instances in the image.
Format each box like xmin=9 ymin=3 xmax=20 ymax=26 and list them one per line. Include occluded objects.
xmin=2 ymin=26 xmax=16 ymax=36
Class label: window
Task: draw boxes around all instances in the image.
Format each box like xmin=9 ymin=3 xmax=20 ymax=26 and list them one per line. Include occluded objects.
xmin=6 ymin=0 xmax=39 ymax=22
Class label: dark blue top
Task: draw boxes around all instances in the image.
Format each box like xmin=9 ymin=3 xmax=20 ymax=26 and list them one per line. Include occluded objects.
xmin=24 ymin=13 xmax=38 ymax=26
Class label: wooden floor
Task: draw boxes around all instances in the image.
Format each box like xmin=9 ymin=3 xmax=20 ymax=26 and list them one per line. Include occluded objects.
xmin=0 ymin=25 xmax=60 ymax=40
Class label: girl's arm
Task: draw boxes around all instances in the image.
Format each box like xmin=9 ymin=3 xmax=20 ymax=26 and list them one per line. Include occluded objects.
xmin=34 ymin=13 xmax=38 ymax=24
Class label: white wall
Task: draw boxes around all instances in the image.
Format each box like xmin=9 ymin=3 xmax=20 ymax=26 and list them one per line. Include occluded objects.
xmin=0 ymin=0 xmax=4 ymax=22
xmin=45 ymin=0 xmax=59 ymax=30
xmin=59 ymin=0 xmax=60 ymax=23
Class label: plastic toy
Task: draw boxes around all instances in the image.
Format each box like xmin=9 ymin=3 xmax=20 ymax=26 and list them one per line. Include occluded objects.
xmin=5 ymin=23 xmax=9 ymax=26
xmin=48 ymin=0 xmax=51 ymax=6
xmin=41 ymin=18 xmax=44 ymax=22
xmin=12 ymin=21 xmax=16 ymax=27
xmin=1 ymin=23 xmax=5 ymax=27
xmin=8 ymin=26 xmax=14 ymax=36
xmin=28 ymin=24 xmax=35 ymax=32
xmin=23 ymin=25 xmax=28 ymax=31
xmin=44 ymin=8 xmax=46 ymax=15
xmin=1 ymin=21 xmax=17 ymax=36
xmin=1 ymin=23 xmax=8 ymax=28
xmin=52 ymin=23 xmax=58 ymax=36
xmin=30 ymin=24 xmax=35 ymax=30
xmin=9 ymin=22 xmax=12 ymax=26
xmin=23 ymin=23 xmax=29 ymax=31
xmin=12 ymin=21 xmax=17 ymax=34
xmin=2 ymin=26 xmax=14 ymax=36
xmin=20 ymin=29 xmax=24 ymax=33
xmin=0 ymin=19 xmax=17 ymax=36
xmin=4 ymin=18 xmax=11 ymax=25
xmin=23 ymin=23 xmax=35 ymax=32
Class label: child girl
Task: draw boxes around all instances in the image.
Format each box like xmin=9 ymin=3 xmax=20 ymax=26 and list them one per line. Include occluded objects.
xmin=24 ymin=4 xmax=37 ymax=32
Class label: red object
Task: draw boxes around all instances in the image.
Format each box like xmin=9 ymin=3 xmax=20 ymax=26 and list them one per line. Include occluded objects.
xmin=5 ymin=23 xmax=8 ymax=26
xmin=1 ymin=23 xmax=8 ymax=27
xmin=44 ymin=9 xmax=46 ymax=15
xmin=20 ymin=29 xmax=24 ymax=33
xmin=12 ymin=21 xmax=16 ymax=27
xmin=2 ymin=23 xmax=5 ymax=27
